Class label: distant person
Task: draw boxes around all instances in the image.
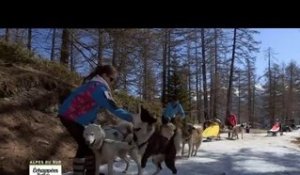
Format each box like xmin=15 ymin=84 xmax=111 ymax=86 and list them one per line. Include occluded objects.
xmin=58 ymin=65 xmax=134 ymax=175
xmin=245 ymin=122 xmax=251 ymax=133
xmin=161 ymin=96 xmax=185 ymax=125
xmin=225 ymin=111 xmax=238 ymax=138
xmin=275 ymin=118 xmax=283 ymax=135
xmin=203 ymin=118 xmax=222 ymax=141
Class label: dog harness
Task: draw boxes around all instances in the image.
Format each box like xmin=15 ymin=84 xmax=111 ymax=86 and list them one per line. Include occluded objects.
xmin=104 ymin=126 xmax=132 ymax=144
xmin=132 ymin=127 xmax=151 ymax=149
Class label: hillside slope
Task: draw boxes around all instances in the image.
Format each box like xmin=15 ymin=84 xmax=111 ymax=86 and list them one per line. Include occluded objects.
xmin=0 ymin=42 xmax=163 ymax=174
xmin=0 ymin=42 xmax=82 ymax=174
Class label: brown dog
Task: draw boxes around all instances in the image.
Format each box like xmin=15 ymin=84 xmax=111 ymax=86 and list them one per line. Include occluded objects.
xmin=181 ymin=123 xmax=203 ymax=157
xmin=230 ymin=124 xmax=244 ymax=140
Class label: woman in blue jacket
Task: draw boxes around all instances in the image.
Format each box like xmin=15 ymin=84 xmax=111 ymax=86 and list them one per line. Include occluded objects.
xmin=58 ymin=65 xmax=133 ymax=175
xmin=161 ymin=96 xmax=185 ymax=124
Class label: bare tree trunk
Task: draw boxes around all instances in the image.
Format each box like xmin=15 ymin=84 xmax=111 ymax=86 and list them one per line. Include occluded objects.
xmin=50 ymin=29 xmax=56 ymax=61
xmin=70 ymin=30 xmax=75 ymax=71
xmin=142 ymin=50 xmax=148 ymax=100
xmin=138 ymin=75 xmax=143 ymax=100
xmin=252 ymin=77 xmax=256 ymax=125
xmin=281 ymin=66 xmax=285 ymax=122
xmin=247 ymin=59 xmax=253 ymax=124
xmin=167 ymin=30 xmax=171 ymax=98
xmin=98 ymin=29 xmax=104 ymax=65
xmin=199 ymin=65 xmax=203 ymax=122
xmin=162 ymin=29 xmax=168 ymax=106
xmin=195 ymin=43 xmax=203 ymax=123
xmin=213 ymin=29 xmax=219 ymax=119
xmin=201 ymin=28 xmax=209 ymax=120
xmin=287 ymin=65 xmax=293 ymax=121
xmin=226 ymin=28 xmax=237 ymax=118
xmin=60 ymin=29 xmax=70 ymax=65
xmin=27 ymin=28 xmax=32 ymax=51
xmin=187 ymin=40 xmax=192 ymax=120
xmin=5 ymin=28 xmax=10 ymax=42
xmin=238 ymin=71 xmax=241 ymax=123
xmin=112 ymin=35 xmax=118 ymax=67
xmin=209 ymin=48 xmax=214 ymax=119
xmin=268 ymin=47 xmax=274 ymax=125
xmin=15 ymin=29 xmax=19 ymax=43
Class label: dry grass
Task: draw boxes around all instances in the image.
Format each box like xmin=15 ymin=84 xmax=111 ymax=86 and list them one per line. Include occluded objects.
xmin=0 ymin=110 xmax=77 ymax=174
xmin=0 ymin=42 xmax=80 ymax=174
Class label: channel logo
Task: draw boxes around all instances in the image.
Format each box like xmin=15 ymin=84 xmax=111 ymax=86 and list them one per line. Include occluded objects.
xmin=29 ymin=160 xmax=62 ymax=175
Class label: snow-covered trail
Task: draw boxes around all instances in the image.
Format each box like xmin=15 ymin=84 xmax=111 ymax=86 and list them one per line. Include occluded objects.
xmin=173 ymin=129 xmax=300 ymax=175
xmin=64 ymin=129 xmax=300 ymax=175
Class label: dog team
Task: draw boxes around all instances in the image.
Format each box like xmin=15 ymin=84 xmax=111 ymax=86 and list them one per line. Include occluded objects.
xmin=58 ymin=65 xmax=243 ymax=175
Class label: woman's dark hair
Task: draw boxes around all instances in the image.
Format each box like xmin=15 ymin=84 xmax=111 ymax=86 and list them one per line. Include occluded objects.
xmin=169 ymin=95 xmax=178 ymax=102
xmin=83 ymin=65 xmax=117 ymax=83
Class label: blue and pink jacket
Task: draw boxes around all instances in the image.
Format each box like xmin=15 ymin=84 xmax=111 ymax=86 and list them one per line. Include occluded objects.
xmin=58 ymin=76 xmax=132 ymax=126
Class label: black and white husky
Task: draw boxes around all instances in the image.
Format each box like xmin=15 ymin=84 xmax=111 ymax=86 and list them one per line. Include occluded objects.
xmin=84 ymin=105 xmax=157 ymax=175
